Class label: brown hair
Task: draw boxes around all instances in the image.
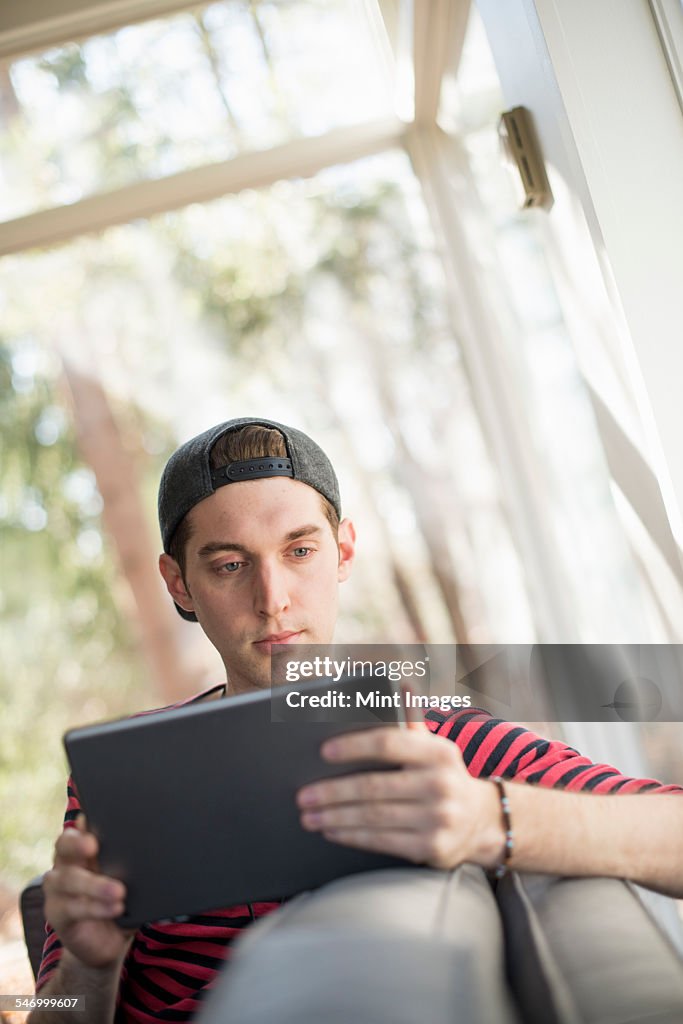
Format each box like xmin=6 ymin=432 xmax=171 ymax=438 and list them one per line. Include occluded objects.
xmin=168 ymin=424 xmax=339 ymax=576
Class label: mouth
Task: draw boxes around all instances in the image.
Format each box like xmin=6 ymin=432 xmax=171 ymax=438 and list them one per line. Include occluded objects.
xmin=252 ymin=631 xmax=303 ymax=654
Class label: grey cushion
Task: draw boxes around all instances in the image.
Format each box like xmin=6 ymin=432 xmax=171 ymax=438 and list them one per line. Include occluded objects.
xmin=496 ymin=872 xmax=683 ymax=1024
xmin=197 ymin=866 xmax=521 ymax=1024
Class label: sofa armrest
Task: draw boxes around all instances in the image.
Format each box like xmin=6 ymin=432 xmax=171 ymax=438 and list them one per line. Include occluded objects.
xmin=20 ymin=874 xmax=46 ymax=981
xmin=496 ymin=872 xmax=683 ymax=1024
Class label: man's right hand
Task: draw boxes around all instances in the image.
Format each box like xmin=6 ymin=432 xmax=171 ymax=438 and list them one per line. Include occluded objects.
xmin=43 ymin=815 xmax=134 ymax=969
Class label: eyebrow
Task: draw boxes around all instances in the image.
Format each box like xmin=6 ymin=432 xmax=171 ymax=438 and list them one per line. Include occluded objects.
xmin=196 ymin=524 xmax=322 ymax=559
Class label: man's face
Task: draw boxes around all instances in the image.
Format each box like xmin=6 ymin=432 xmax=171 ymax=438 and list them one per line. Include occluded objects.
xmin=160 ymin=477 xmax=355 ymax=694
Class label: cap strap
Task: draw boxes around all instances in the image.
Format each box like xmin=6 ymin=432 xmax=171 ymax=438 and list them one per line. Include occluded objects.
xmin=211 ymin=457 xmax=294 ymax=488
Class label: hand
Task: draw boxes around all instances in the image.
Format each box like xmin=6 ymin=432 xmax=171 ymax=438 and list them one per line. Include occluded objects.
xmin=296 ymin=722 xmax=503 ymax=869
xmin=43 ymin=815 xmax=135 ymax=969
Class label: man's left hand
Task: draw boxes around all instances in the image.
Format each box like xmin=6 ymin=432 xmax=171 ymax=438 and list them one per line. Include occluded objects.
xmin=296 ymin=723 xmax=503 ymax=869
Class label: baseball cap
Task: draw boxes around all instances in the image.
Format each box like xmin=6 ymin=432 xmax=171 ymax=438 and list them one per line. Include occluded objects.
xmin=158 ymin=417 xmax=341 ymax=621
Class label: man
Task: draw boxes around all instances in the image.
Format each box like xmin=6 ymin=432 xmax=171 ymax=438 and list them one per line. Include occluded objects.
xmin=31 ymin=417 xmax=683 ymax=1024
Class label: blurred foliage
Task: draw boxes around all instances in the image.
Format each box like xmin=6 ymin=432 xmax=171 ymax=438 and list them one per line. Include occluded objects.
xmin=169 ymin=180 xmax=440 ymax=360
xmin=37 ymin=47 xmax=89 ymax=90
xmin=173 ymin=238 xmax=306 ymax=344
xmin=0 ymin=338 xmax=147 ymax=886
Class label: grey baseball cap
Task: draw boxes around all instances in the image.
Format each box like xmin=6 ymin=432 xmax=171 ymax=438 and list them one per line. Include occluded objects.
xmin=158 ymin=417 xmax=341 ymax=621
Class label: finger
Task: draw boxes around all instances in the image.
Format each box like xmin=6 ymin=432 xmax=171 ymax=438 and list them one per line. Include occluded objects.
xmin=298 ymin=766 xmax=455 ymax=809
xmin=299 ymin=769 xmax=420 ymax=808
xmin=301 ymin=799 xmax=443 ymax=832
xmin=73 ymin=814 xmax=104 ymax=872
xmin=45 ymin=864 xmax=126 ymax=904
xmin=400 ymin=682 xmax=428 ymax=729
xmin=406 ymin=717 xmax=429 ymax=732
xmin=54 ymin=827 xmax=100 ymax=867
xmin=321 ymin=826 xmax=429 ymax=864
xmin=56 ymin=893 xmax=127 ymax=925
xmin=43 ymin=883 xmax=126 ymax=926
xmin=320 ymin=727 xmax=461 ymax=769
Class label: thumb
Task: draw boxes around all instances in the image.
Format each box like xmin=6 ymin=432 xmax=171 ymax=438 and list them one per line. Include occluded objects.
xmin=73 ymin=812 xmax=101 ymax=867
xmin=400 ymin=682 xmax=428 ymax=730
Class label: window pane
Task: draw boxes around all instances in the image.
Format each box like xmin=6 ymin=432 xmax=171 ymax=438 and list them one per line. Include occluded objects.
xmin=1 ymin=0 xmax=394 ymax=219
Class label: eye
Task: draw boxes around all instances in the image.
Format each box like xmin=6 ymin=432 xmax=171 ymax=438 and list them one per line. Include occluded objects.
xmin=292 ymin=546 xmax=311 ymax=558
xmin=217 ymin=561 xmax=242 ymax=574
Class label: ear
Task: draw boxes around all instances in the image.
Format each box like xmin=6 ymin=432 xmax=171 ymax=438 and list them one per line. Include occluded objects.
xmin=159 ymin=553 xmax=195 ymax=615
xmin=336 ymin=518 xmax=356 ymax=583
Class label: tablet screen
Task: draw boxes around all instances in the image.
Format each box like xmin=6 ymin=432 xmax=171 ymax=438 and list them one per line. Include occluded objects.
xmin=64 ymin=674 xmax=408 ymax=926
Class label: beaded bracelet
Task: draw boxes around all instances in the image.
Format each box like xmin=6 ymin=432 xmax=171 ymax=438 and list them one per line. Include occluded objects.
xmin=489 ymin=775 xmax=514 ymax=879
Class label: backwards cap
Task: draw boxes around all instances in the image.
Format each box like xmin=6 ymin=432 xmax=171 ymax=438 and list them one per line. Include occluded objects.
xmin=158 ymin=417 xmax=341 ymax=621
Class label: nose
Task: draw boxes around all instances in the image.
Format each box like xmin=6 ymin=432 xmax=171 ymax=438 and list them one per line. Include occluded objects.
xmin=253 ymin=559 xmax=291 ymax=619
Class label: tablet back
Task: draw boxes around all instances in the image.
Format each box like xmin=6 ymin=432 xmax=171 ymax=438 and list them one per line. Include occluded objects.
xmin=64 ymin=677 xmax=407 ymax=927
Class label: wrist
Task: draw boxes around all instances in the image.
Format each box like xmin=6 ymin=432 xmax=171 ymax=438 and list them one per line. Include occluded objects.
xmin=470 ymin=777 xmax=508 ymax=869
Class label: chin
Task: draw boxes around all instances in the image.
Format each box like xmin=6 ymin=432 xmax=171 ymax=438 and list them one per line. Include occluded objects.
xmin=226 ymin=655 xmax=277 ymax=694
xmin=227 ymin=673 xmax=272 ymax=696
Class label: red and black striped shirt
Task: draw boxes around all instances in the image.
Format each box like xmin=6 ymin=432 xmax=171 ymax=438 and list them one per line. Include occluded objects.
xmin=37 ymin=699 xmax=682 ymax=1021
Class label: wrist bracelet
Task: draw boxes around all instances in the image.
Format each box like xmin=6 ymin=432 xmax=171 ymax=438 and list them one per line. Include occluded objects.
xmin=489 ymin=775 xmax=514 ymax=879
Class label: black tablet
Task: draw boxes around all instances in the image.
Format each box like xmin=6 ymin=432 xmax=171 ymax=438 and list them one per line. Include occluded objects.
xmin=63 ymin=675 xmax=407 ymax=928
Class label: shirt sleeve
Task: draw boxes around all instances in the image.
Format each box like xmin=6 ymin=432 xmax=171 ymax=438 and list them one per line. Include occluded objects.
xmin=35 ymin=777 xmax=82 ymax=992
xmin=425 ymin=708 xmax=683 ymax=794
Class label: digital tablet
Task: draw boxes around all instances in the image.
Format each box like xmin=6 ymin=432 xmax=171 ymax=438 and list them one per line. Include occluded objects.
xmin=63 ymin=675 xmax=408 ymax=928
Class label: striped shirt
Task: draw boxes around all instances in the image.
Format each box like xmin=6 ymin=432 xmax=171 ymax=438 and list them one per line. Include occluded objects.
xmin=37 ymin=698 xmax=682 ymax=1021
